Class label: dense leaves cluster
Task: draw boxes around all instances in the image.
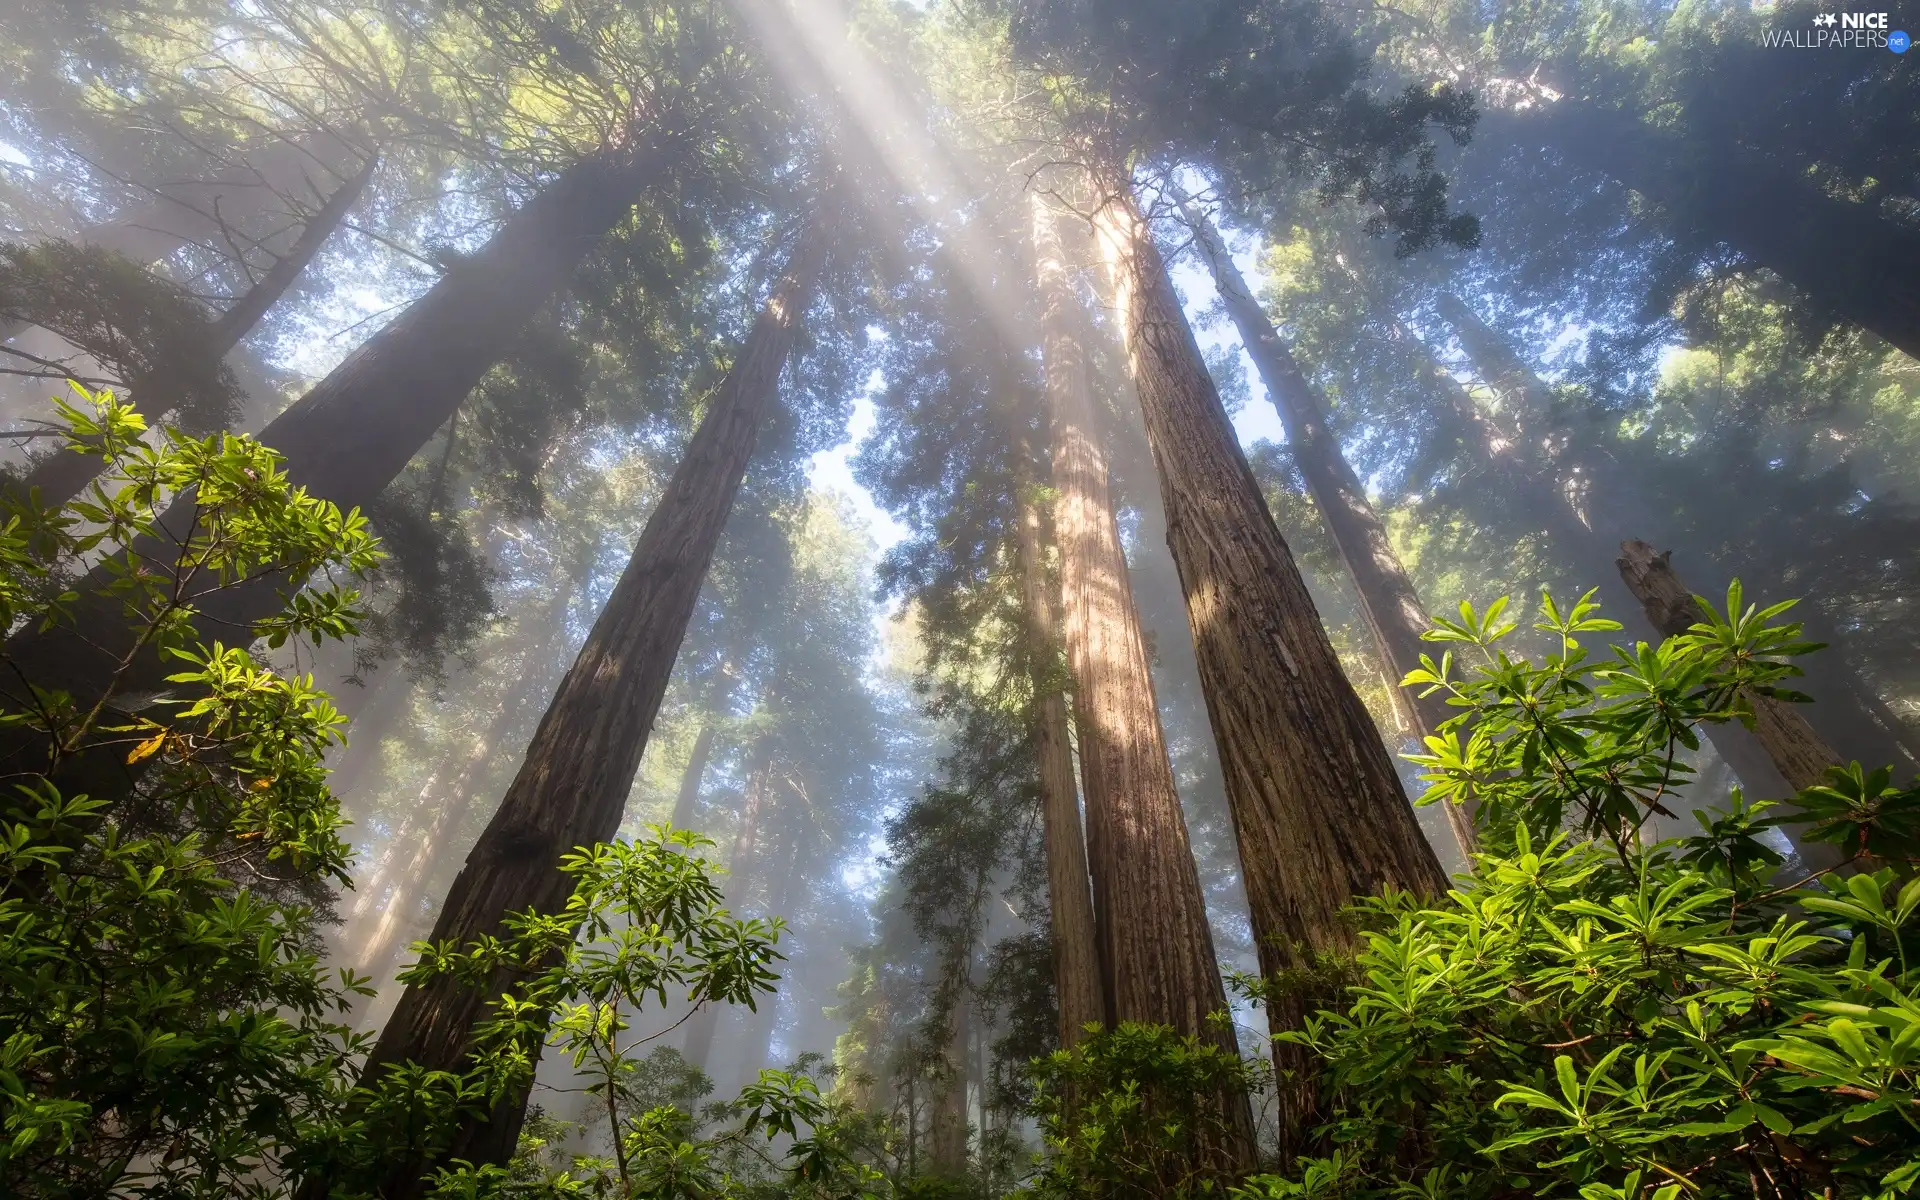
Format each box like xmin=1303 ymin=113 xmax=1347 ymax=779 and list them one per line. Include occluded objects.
xmin=1233 ymin=590 xmax=1920 ymax=1198
xmin=0 ymin=387 xmax=378 ymax=1194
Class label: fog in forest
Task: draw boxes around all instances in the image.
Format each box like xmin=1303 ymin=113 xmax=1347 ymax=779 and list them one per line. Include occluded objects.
xmin=3 ymin=0 xmax=1918 ymax=1195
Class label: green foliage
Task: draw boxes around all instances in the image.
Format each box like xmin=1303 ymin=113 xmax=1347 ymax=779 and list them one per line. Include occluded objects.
xmin=433 ymin=1058 xmax=893 ymax=1200
xmin=1008 ymin=0 xmax=1480 ymax=254
xmin=1027 ymin=1021 xmax=1259 ymax=1199
xmin=308 ymin=827 xmax=790 ymax=1194
xmin=0 ymin=385 xmax=380 ymax=1195
xmin=1244 ymin=588 xmax=1920 ymax=1199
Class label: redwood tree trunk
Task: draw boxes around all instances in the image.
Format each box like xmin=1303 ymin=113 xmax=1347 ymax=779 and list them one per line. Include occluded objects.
xmin=1092 ymin=182 xmax=1444 ymax=1151
xmin=1186 ymin=204 xmax=1472 ymax=854
xmin=1616 ymin=540 xmax=1842 ymax=793
xmin=1012 ymin=436 xmax=1105 ymax=1047
xmin=669 ymin=626 xmax=752 ymax=832
xmin=1032 ymin=196 xmax=1253 ymax=1166
xmin=349 ymin=219 xmax=827 ymax=1196
xmin=670 ymin=723 xmax=721 ymax=832
xmin=929 ymin=989 xmax=972 ymax=1177
xmin=682 ymin=744 xmax=776 ymax=1074
xmin=3 ymin=137 xmax=667 ymax=800
xmin=732 ymin=823 xmax=802 ymax=1091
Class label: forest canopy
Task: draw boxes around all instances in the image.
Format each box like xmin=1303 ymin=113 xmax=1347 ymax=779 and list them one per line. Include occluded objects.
xmin=0 ymin=0 xmax=1917 ymax=1197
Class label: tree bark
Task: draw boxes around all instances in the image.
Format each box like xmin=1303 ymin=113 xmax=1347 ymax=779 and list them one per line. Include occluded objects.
xmin=1427 ymin=294 xmax=1800 ymax=799
xmin=682 ymin=744 xmax=776 ymax=1073
xmin=1185 ymin=204 xmax=1473 ymax=854
xmin=3 ymin=137 xmax=667 ymax=804
xmin=1092 ymin=182 xmax=1445 ymax=1152
xmin=669 ymin=624 xmax=753 ymax=832
xmin=1031 ymin=195 xmax=1254 ymax=1167
xmin=1012 ymin=432 xmax=1105 ymax=1048
xmin=1520 ymin=103 xmax=1920 ymax=362
xmin=731 ymin=821 xmax=803 ymax=1092
xmin=929 ymin=989 xmax=971 ymax=1177
xmin=346 ymin=217 xmax=827 ymax=1197
xmin=670 ymin=723 xmax=721 ymax=831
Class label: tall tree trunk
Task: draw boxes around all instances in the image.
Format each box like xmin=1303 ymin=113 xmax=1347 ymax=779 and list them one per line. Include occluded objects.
xmin=1091 ymin=181 xmax=1445 ymax=1154
xmin=1616 ymin=539 xmax=1851 ymax=870
xmin=1520 ymin=104 xmax=1920 ymax=363
xmin=669 ymin=624 xmax=753 ymax=832
xmin=929 ymin=989 xmax=972 ymax=1178
xmin=732 ymin=822 xmax=803 ymax=1091
xmin=682 ymin=744 xmax=776 ymax=1073
xmin=1433 ymin=292 xmax=1920 ymax=785
xmin=670 ymin=724 xmax=721 ymax=831
xmin=1011 ymin=428 xmax=1105 ymax=1048
xmin=1031 ymin=196 xmax=1254 ymax=1168
xmin=345 ymin=219 xmax=828 ymax=1197
xmin=10 ymin=154 xmax=381 ymax=512
xmin=1185 ymin=204 xmax=1472 ymax=854
xmin=3 ymin=137 xmax=667 ymax=804
xmin=1415 ymin=295 xmax=1799 ymax=800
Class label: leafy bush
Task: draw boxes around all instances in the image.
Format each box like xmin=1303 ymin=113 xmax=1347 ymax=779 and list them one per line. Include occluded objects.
xmin=1240 ymin=588 xmax=1920 ymax=1200
xmin=319 ymin=828 xmax=814 ymax=1196
xmin=0 ymin=385 xmax=380 ymax=1195
xmin=1027 ymin=1020 xmax=1259 ymax=1198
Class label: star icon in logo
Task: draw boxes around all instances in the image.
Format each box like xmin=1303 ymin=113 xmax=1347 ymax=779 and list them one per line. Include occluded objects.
xmin=1813 ymin=11 xmax=1838 ymax=25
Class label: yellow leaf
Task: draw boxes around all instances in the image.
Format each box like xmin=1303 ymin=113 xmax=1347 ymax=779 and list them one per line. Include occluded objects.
xmin=126 ymin=732 xmax=166 ymax=764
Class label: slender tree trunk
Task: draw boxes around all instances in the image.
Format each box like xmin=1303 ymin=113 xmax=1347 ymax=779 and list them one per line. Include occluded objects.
xmin=972 ymin=1004 xmax=988 ymax=1149
xmin=682 ymin=744 xmax=775 ymax=1073
xmin=1031 ymin=196 xmax=1254 ymax=1167
xmin=1011 ymin=431 xmax=1105 ymax=1047
xmin=1416 ymin=296 xmax=1796 ymax=800
xmin=1433 ymin=292 xmax=1919 ymax=786
xmin=732 ymin=823 xmax=802 ymax=1091
xmin=1186 ymin=204 xmax=1472 ymax=854
xmin=670 ymin=724 xmax=721 ymax=831
xmin=4 ymin=137 xmax=669 ymax=803
xmin=669 ymin=625 xmax=752 ymax=832
xmin=345 ymin=218 xmax=827 ymax=1197
xmin=1616 ymin=539 xmax=1852 ymax=870
xmin=1092 ymin=181 xmax=1444 ymax=1154
xmin=930 ymin=989 xmax=972 ymax=1178
xmin=10 ymin=155 xmax=381 ymax=511
xmin=1520 ymin=104 xmax=1920 ymax=362
xmin=905 ymin=1073 xmax=918 ymax=1178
